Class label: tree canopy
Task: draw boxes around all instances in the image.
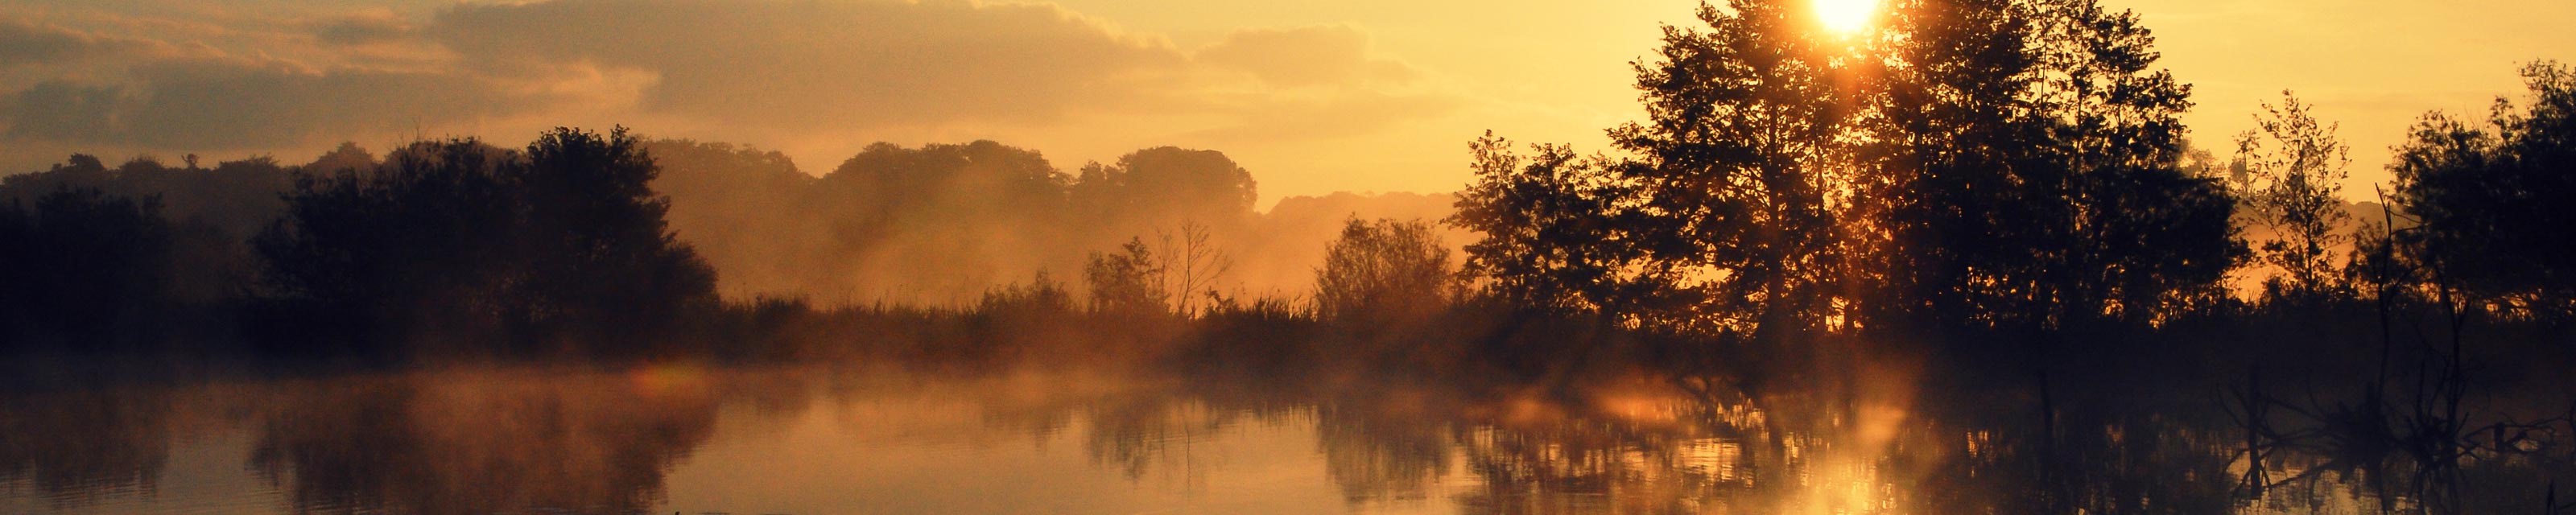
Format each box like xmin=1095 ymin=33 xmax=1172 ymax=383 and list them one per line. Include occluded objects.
xmin=1454 ymin=0 xmax=2244 ymax=343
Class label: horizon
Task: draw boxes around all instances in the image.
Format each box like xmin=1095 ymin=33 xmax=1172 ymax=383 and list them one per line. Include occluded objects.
xmin=3 ymin=0 xmax=2568 ymax=205
xmin=4 ymin=1 xmax=2573 ymax=513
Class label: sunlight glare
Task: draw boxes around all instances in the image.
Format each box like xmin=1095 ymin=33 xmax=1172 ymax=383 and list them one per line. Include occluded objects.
xmin=1814 ymin=0 xmax=1879 ymax=35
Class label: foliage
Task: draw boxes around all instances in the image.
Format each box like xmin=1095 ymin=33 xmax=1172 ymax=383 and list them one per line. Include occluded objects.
xmin=1451 ymin=132 xmax=1651 ymax=319
xmin=1070 ymin=146 xmax=1259 ymax=238
xmin=1315 ymin=218 xmax=1453 ymax=324
xmin=255 ymin=127 xmax=716 ymax=356
xmin=1455 ymin=0 xmax=2242 ymax=340
xmin=1085 ymin=237 xmax=1169 ymax=315
xmin=642 ymin=140 xmax=815 ymax=296
xmin=1611 ymin=0 xmax=1856 ymax=338
xmin=1862 ymin=0 xmax=2239 ymax=331
xmin=0 ymin=188 xmax=175 ymax=348
xmin=2381 ymin=61 xmax=2576 ymax=318
xmin=2235 ymin=91 xmax=2355 ymax=301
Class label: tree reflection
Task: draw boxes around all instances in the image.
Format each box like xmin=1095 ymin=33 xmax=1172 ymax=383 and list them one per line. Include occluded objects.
xmin=0 ymin=389 xmax=173 ymax=509
xmin=246 ymin=370 xmax=724 ymax=514
xmin=2 ymin=359 xmax=2563 ymax=513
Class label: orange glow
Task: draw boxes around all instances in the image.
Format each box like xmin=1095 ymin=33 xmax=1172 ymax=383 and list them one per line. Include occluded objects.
xmin=1814 ymin=0 xmax=1879 ymax=35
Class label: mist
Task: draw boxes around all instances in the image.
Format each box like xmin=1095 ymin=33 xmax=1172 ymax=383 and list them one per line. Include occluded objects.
xmin=5 ymin=0 xmax=2575 ymax=513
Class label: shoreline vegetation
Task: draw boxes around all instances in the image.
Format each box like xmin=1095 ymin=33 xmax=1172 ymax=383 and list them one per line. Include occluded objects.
xmin=2 ymin=0 xmax=2572 ymax=512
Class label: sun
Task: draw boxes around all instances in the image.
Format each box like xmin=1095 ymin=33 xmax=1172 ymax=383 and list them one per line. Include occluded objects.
xmin=1814 ymin=0 xmax=1880 ymax=35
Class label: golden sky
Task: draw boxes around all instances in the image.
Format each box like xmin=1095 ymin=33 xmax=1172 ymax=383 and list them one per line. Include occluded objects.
xmin=2 ymin=0 xmax=2567 ymax=205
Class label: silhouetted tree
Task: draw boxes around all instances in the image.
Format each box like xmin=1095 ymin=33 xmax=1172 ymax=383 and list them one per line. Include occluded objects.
xmin=0 ymin=188 xmax=176 ymax=350
xmin=1315 ymin=218 xmax=1453 ymax=324
xmin=1860 ymin=0 xmax=2238 ymax=332
xmin=2383 ymin=61 xmax=2576 ymax=318
xmin=1457 ymin=0 xmax=2235 ymax=340
xmin=1 ymin=153 xmax=294 ymax=307
xmin=512 ymin=127 xmax=718 ymax=347
xmin=2235 ymin=92 xmax=2355 ymax=302
xmin=1451 ymin=132 xmax=1652 ymax=318
xmin=256 ymin=128 xmax=716 ymax=356
xmin=1612 ymin=0 xmax=1856 ymax=339
xmin=2 ymin=154 xmax=292 ymax=241
xmin=256 ymin=138 xmax=526 ymax=352
xmin=1149 ymin=222 xmax=1233 ymax=316
xmin=304 ymin=142 xmax=377 ymax=175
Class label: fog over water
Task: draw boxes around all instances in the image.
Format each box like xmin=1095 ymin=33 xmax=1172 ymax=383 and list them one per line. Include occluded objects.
xmin=5 ymin=0 xmax=2576 ymax=513
xmin=8 ymin=358 xmax=2517 ymax=515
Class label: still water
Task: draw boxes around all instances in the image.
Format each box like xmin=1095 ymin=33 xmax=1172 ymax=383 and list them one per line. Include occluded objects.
xmin=0 ymin=361 xmax=2519 ymax=513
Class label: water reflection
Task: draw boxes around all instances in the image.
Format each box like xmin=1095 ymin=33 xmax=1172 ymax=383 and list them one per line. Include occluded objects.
xmin=0 ymin=361 xmax=2565 ymax=513
xmin=0 ymin=389 xmax=174 ymax=509
xmin=244 ymin=370 xmax=724 ymax=513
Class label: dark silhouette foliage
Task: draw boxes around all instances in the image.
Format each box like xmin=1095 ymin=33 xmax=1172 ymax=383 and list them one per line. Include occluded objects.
xmin=254 ymin=127 xmax=715 ymax=357
xmin=1452 ymin=0 xmax=2240 ymax=344
xmin=0 ymin=188 xmax=175 ymax=350
xmin=0 ymin=154 xmax=292 ymax=242
xmin=1861 ymin=0 xmax=2239 ymax=332
xmin=2235 ymin=92 xmax=2355 ymax=302
xmin=1451 ymin=132 xmax=1650 ymax=318
xmin=2381 ymin=62 xmax=2576 ymax=318
xmin=0 ymin=153 xmax=297 ymax=307
xmin=1612 ymin=0 xmax=1856 ymax=340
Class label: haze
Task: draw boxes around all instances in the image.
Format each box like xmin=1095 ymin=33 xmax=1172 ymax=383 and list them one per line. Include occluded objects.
xmin=5 ymin=0 xmax=2566 ymax=204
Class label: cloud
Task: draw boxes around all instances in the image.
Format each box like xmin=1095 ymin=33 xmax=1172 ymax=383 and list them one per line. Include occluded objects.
xmin=3 ymin=81 xmax=122 ymax=142
xmin=309 ymin=12 xmax=414 ymax=47
xmin=427 ymin=0 xmax=1195 ymax=130
xmin=0 ymin=0 xmax=1472 ymax=176
xmin=0 ymin=16 xmax=180 ymax=68
xmin=0 ymin=17 xmax=103 ymax=64
xmin=1195 ymin=25 xmax=1421 ymax=88
xmin=110 ymin=58 xmax=522 ymax=148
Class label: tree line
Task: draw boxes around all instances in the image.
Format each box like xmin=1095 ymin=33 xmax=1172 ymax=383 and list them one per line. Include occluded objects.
xmin=1449 ymin=0 xmax=2576 ymax=353
xmin=0 ymin=0 xmax=2568 ymax=370
xmin=0 ymin=126 xmax=1455 ymax=362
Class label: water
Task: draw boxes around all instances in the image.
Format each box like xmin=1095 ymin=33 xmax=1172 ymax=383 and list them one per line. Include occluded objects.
xmin=0 ymin=361 xmax=2553 ymax=513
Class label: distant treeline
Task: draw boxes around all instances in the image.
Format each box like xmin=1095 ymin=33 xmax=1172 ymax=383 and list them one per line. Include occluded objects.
xmin=644 ymin=139 xmax=1459 ymax=302
xmin=0 ymin=126 xmax=1458 ymax=363
xmin=0 ymin=0 xmax=2570 ymax=373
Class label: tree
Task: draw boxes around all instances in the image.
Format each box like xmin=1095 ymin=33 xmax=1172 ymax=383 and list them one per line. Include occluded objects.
xmin=1315 ymin=218 xmax=1453 ymax=324
xmin=1085 ymin=237 xmax=1168 ymax=315
xmin=1 ymin=153 xmax=295 ymax=306
xmin=512 ymin=127 xmax=718 ymax=344
xmin=643 ymin=139 xmax=816 ymax=297
xmin=256 ymin=138 xmax=525 ymax=351
xmin=0 ymin=188 xmax=175 ymax=349
xmin=2234 ymin=92 xmax=2354 ymax=302
xmin=305 ymin=142 xmax=378 ymax=175
xmin=256 ymin=128 xmax=716 ymax=356
xmin=1451 ymin=132 xmax=1651 ymax=317
xmin=1860 ymin=0 xmax=2237 ymax=331
xmin=2384 ymin=61 xmax=2576 ymax=317
xmin=809 ymin=141 xmax=1070 ymax=302
xmin=1610 ymin=0 xmax=1857 ymax=339
xmin=1151 ymin=222 xmax=1234 ymax=316
xmin=1452 ymin=0 xmax=2238 ymax=339
xmin=1068 ymin=146 xmax=1258 ymax=236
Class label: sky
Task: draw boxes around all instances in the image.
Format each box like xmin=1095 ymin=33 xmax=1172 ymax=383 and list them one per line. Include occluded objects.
xmin=1 ymin=0 xmax=2568 ymax=205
